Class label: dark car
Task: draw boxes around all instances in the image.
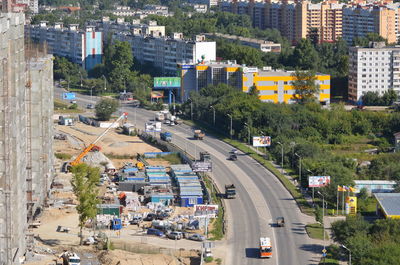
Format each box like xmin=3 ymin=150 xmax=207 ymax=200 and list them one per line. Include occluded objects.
xmin=147 ymin=228 xmax=164 ymax=237
xmin=229 ymin=154 xmax=237 ymax=161
xmin=144 ymin=213 xmax=157 ymax=221
xmin=156 ymin=212 xmax=170 ymax=220
xmin=130 ymin=216 xmax=143 ymax=225
xmin=276 ymin=217 xmax=285 ymax=227
xmin=86 ymin=104 xmax=94 ymax=109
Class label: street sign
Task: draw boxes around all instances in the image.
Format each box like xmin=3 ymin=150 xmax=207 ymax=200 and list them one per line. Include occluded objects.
xmin=202 ymin=242 xmax=215 ymax=249
xmin=322 ymin=253 xmax=327 ymax=257
xmin=308 ymin=176 xmax=331 ymax=187
xmin=322 ymin=248 xmax=327 ymax=253
xmin=62 ymin=92 xmax=76 ymax=100
xmin=252 ymin=136 xmax=271 ymax=147
xmin=192 ymin=161 xmax=212 ymax=172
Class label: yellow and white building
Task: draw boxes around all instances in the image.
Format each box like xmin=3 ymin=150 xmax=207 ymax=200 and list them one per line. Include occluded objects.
xmin=178 ymin=61 xmax=330 ymax=104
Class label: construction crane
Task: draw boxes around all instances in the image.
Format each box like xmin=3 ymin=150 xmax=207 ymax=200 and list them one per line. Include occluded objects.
xmin=70 ymin=112 xmax=128 ymax=167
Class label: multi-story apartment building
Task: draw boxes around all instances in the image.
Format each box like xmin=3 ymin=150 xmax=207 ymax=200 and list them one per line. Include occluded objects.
xmin=114 ymin=32 xmax=216 ymax=75
xmin=188 ymin=0 xmax=219 ymax=8
xmin=220 ymin=0 xmax=343 ymax=44
xmin=1 ymin=0 xmax=38 ymax=13
xmin=178 ymin=61 xmax=330 ymax=103
xmin=25 ymin=22 xmax=102 ymax=70
xmin=348 ymin=42 xmax=400 ymax=102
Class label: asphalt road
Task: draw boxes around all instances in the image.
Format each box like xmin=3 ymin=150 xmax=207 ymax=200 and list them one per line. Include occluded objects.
xmin=55 ymin=89 xmax=322 ymax=265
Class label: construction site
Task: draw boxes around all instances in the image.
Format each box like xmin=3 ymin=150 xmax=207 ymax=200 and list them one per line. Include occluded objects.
xmin=0 ymin=11 xmax=54 ymax=264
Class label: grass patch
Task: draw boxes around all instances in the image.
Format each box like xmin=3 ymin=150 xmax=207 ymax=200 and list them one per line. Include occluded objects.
xmin=319 ymin=258 xmax=338 ymax=265
xmin=358 ymin=197 xmax=377 ymax=216
xmin=54 ymin=99 xmax=83 ymax=113
xmin=305 ymin=223 xmax=329 ymax=240
xmin=156 ymin=153 xmax=182 ymax=164
xmin=203 ymin=174 xmax=225 ymax=241
xmin=55 ymin=152 xmax=72 ymax=160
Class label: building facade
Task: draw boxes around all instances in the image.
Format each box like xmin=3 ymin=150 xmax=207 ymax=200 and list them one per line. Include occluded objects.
xmin=114 ymin=32 xmax=216 ymax=75
xmin=25 ymin=22 xmax=102 ymax=70
xmin=178 ymin=62 xmax=330 ymax=103
xmin=0 ymin=12 xmax=54 ymax=264
xmin=348 ymin=42 xmax=400 ymax=102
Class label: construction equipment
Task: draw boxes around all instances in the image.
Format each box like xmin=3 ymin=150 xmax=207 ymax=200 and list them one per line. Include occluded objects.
xmin=70 ymin=112 xmax=128 ymax=167
xmin=225 ymin=184 xmax=236 ymax=199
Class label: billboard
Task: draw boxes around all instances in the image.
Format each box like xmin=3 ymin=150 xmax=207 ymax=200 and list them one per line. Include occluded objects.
xmin=62 ymin=92 xmax=76 ymax=100
xmin=253 ymin=136 xmax=271 ymax=147
xmin=192 ymin=161 xmax=212 ymax=172
xmin=151 ymin=91 xmax=164 ymax=99
xmin=194 ymin=204 xmax=219 ymax=218
xmin=154 ymin=77 xmax=181 ymax=89
xmin=308 ymin=176 xmax=331 ymax=188
xmin=145 ymin=122 xmax=162 ymax=132
xmin=345 ymin=196 xmax=357 ymax=215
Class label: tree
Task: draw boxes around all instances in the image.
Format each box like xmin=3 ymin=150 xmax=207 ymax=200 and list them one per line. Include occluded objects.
xmin=291 ymin=39 xmax=319 ymax=70
xmin=107 ymin=41 xmax=133 ymax=91
xmin=70 ymin=164 xmax=100 ymax=245
xmin=291 ymin=70 xmax=320 ymax=104
xmin=95 ymin=98 xmax=119 ymax=121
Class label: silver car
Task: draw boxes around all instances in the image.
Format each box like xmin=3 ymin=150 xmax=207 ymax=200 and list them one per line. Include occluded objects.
xmin=188 ymin=233 xmax=205 ymax=241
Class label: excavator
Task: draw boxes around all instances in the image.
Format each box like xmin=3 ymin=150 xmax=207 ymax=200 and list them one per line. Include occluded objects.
xmin=69 ymin=112 xmax=128 ymax=167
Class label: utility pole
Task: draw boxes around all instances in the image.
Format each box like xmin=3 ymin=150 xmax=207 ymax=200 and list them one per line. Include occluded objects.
xmin=210 ymin=105 xmax=215 ymax=126
xmin=227 ymin=114 xmax=232 ymax=139
xmin=318 ymin=191 xmax=326 ymax=264
xmin=188 ymin=98 xmax=193 ymax=120
xmin=277 ymin=141 xmax=284 ymax=173
xmin=295 ymin=153 xmax=301 ymax=190
xmin=102 ymin=75 xmax=107 ymax=91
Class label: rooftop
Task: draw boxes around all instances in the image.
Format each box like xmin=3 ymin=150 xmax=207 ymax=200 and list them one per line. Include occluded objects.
xmin=374 ymin=193 xmax=400 ymax=217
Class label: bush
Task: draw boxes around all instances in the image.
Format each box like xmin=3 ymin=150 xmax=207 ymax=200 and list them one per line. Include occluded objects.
xmin=95 ymin=98 xmax=119 ymax=121
xmin=204 ymin=257 xmax=213 ymax=263
xmin=55 ymin=153 xmax=72 ymax=160
xmin=68 ymin=103 xmax=78 ymax=109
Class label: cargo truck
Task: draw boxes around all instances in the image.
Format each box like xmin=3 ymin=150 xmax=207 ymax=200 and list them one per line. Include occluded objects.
xmin=160 ymin=132 xmax=172 ymax=142
xmin=259 ymin=237 xmax=272 ymax=258
xmin=194 ymin=130 xmax=205 ymax=140
xmin=225 ymin=184 xmax=236 ymax=199
xmin=156 ymin=112 xmax=165 ymax=121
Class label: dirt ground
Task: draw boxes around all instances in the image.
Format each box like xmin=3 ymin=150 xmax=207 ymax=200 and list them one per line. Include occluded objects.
xmin=55 ymin=122 xmax=162 ymax=162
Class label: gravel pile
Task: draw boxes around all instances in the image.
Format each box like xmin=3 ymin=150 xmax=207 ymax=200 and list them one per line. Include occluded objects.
xmin=82 ymin=151 xmax=115 ymax=169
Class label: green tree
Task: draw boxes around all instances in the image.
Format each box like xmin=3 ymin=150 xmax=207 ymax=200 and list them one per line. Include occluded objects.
xmin=70 ymin=164 xmax=100 ymax=245
xmin=95 ymin=98 xmax=119 ymax=121
xmin=291 ymin=39 xmax=319 ymax=70
xmin=291 ymin=70 xmax=320 ymax=104
xmin=108 ymin=41 xmax=133 ymax=91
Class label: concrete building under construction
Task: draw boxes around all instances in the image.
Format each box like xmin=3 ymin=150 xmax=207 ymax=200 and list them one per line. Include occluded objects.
xmin=0 ymin=11 xmax=54 ymax=264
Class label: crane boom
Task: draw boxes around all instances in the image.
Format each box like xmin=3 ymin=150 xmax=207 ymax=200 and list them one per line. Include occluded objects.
xmin=70 ymin=112 xmax=128 ymax=166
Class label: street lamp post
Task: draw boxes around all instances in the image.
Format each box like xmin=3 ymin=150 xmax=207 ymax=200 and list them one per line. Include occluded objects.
xmin=277 ymin=141 xmax=284 ymax=174
xmin=102 ymin=75 xmax=107 ymax=91
xmin=317 ymin=191 xmax=326 ymax=263
xmin=342 ymin=245 xmax=352 ymax=265
xmin=307 ymin=169 xmax=315 ymax=200
xmin=295 ymin=153 xmax=302 ymax=190
xmin=188 ymin=98 xmax=193 ymax=120
xmin=227 ymin=114 xmax=232 ymax=139
xmin=210 ymin=106 xmax=215 ymax=126
xmin=171 ymin=92 xmax=176 ymax=115
xmin=90 ymin=86 xmax=94 ymax=103
xmin=79 ymin=71 xmax=83 ymax=89
xmin=244 ymin=123 xmax=251 ymax=145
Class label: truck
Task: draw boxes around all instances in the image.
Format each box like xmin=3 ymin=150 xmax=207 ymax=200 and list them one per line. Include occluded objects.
xmin=225 ymin=184 xmax=236 ymax=199
xmin=160 ymin=132 xmax=172 ymax=142
xmin=156 ymin=112 xmax=165 ymax=121
xmin=194 ymin=130 xmax=205 ymax=140
xmin=259 ymin=237 xmax=273 ymax=258
xmin=61 ymin=251 xmax=81 ymax=265
xmin=276 ymin=217 xmax=285 ymax=227
xmin=200 ymin=151 xmax=211 ymax=162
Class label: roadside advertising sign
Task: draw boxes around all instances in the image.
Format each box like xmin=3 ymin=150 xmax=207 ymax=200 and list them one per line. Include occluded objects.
xmin=145 ymin=122 xmax=162 ymax=132
xmin=151 ymin=91 xmax=164 ymax=99
xmin=62 ymin=92 xmax=76 ymax=100
xmin=194 ymin=204 xmax=219 ymax=218
xmin=192 ymin=161 xmax=212 ymax=172
xmin=308 ymin=176 xmax=331 ymax=187
xmin=154 ymin=77 xmax=181 ymax=89
xmin=252 ymin=136 xmax=271 ymax=147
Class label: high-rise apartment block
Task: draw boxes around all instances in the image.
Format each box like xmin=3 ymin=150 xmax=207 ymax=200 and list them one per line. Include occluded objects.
xmin=178 ymin=61 xmax=330 ymax=103
xmin=1 ymin=12 xmax=54 ymax=264
xmin=1 ymin=0 xmax=38 ymax=13
xmin=220 ymin=0 xmax=400 ymax=44
xmin=348 ymin=42 xmax=400 ymax=102
xmin=25 ymin=22 xmax=103 ymax=70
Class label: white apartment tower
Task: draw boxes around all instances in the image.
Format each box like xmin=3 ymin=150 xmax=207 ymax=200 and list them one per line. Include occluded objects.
xmin=348 ymin=42 xmax=400 ymax=102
